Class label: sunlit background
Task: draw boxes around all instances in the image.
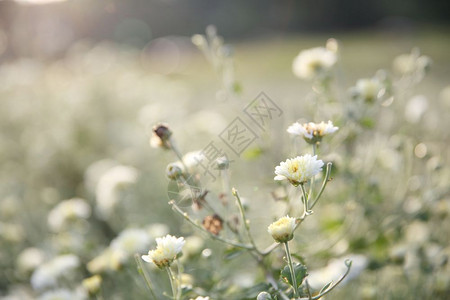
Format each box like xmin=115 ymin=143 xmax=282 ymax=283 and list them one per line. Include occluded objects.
xmin=1 ymin=1 xmax=450 ymax=299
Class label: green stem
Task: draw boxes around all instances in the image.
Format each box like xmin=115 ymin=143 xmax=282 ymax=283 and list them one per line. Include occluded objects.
xmin=307 ymin=144 xmax=317 ymax=201
xmin=166 ymin=267 xmax=177 ymax=300
xmin=310 ymin=260 xmax=352 ymax=300
xmin=232 ymin=188 xmax=260 ymax=254
xmin=299 ymin=183 xmax=312 ymax=215
xmin=134 ymin=254 xmax=157 ymax=300
xmin=169 ymin=200 xmax=254 ymax=250
xmin=310 ymin=162 xmax=332 ymax=209
xmin=284 ymin=242 xmax=300 ymax=299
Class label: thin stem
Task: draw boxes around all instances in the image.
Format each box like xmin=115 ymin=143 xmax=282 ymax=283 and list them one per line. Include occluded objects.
xmin=134 ymin=254 xmax=157 ymax=300
xmin=232 ymin=188 xmax=260 ymax=254
xmin=169 ymin=136 xmax=187 ymax=171
xmin=299 ymin=183 xmax=312 ymax=215
xmin=169 ymin=200 xmax=254 ymax=250
xmin=166 ymin=267 xmax=177 ymax=300
xmin=310 ymin=260 xmax=352 ymax=300
xmin=307 ymin=144 xmax=317 ymax=201
xmin=284 ymin=242 xmax=300 ymax=299
xmin=310 ymin=162 xmax=332 ymax=209
xmin=305 ymin=280 xmax=312 ymax=300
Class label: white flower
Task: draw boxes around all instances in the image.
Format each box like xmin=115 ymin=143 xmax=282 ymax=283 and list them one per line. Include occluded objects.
xmin=287 ymin=120 xmax=338 ymax=143
xmin=17 ymin=247 xmax=45 ymax=273
xmin=182 ymin=151 xmax=206 ymax=174
xmin=190 ymin=297 xmax=210 ymax=300
xmin=351 ymin=78 xmax=384 ymax=103
xmin=274 ymin=155 xmax=324 ymax=186
xmin=142 ymin=235 xmax=185 ymax=269
xmin=37 ymin=289 xmax=84 ymax=300
xmin=95 ymin=165 xmax=139 ymax=219
xmin=268 ymin=216 xmax=296 ymax=243
xmin=110 ymin=228 xmax=151 ymax=262
xmin=393 ymin=49 xmax=431 ymax=76
xmin=47 ymin=198 xmax=91 ymax=232
xmin=293 ymin=47 xmax=337 ymax=80
xmin=31 ymin=254 xmax=80 ymax=290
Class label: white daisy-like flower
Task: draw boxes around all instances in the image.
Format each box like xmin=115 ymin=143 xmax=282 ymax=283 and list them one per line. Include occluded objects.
xmin=47 ymin=198 xmax=91 ymax=232
xmin=142 ymin=235 xmax=185 ymax=269
xmin=110 ymin=228 xmax=151 ymax=262
xmin=268 ymin=216 xmax=296 ymax=243
xmin=274 ymin=155 xmax=324 ymax=186
xmin=31 ymin=254 xmax=80 ymax=290
xmin=293 ymin=47 xmax=337 ymax=80
xmin=351 ymin=78 xmax=384 ymax=103
xmin=95 ymin=165 xmax=139 ymax=219
xmin=17 ymin=247 xmax=46 ymax=273
xmin=287 ymin=120 xmax=338 ymax=143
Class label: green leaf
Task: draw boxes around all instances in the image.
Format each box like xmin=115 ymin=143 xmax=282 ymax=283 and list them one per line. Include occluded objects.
xmin=224 ymin=247 xmax=245 ymax=260
xmin=319 ymin=281 xmax=333 ymax=294
xmin=280 ymin=263 xmax=308 ymax=288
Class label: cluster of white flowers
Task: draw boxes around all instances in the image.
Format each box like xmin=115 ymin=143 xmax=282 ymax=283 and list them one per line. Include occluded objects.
xmin=274 ymin=154 xmax=324 ymax=186
xmin=287 ymin=120 xmax=338 ymax=143
xmin=47 ymin=198 xmax=91 ymax=232
xmin=95 ymin=165 xmax=139 ymax=219
xmin=268 ymin=216 xmax=296 ymax=243
xmin=142 ymin=234 xmax=185 ymax=269
xmin=31 ymin=254 xmax=80 ymax=291
xmin=292 ymin=47 xmax=337 ymax=80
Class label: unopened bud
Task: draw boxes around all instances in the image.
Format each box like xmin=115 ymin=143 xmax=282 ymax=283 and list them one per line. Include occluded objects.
xmin=166 ymin=163 xmax=184 ymax=180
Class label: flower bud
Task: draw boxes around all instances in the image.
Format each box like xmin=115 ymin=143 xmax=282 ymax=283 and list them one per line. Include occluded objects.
xmin=82 ymin=275 xmax=102 ymax=295
xmin=166 ymin=163 xmax=184 ymax=180
xmin=257 ymin=292 xmax=273 ymax=300
xmin=268 ymin=216 xmax=296 ymax=243
xmin=202 ymin=214 xmax=223 ymax=235
xmin=150 ymin=123 xmax=172 ymax=149
xmin=215 ymin=156 xmax=229 ymax=170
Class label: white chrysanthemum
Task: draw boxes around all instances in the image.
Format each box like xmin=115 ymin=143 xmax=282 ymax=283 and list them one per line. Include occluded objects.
xmin=142 ymin=235 xmax=185 ymax=269
xmin=17 ymin=247 xmax=45 ymax=273
xmin=47 ymin=198 xmax=91 ymax=232
xmin=31 ymin=254 xmax=80 ymax=290
xmin=110 ymin=228 xmax=151 ymax=262
xmin=274 ymin=155 xmax=324 ymax=186
xmin=287 ymin=120 xmax=338 ymax=142
xmin=268 ymin=216 xmax=296 ymax=243
xmin=351 ymin=78 xmax=384 ymax=103
xmin=293 ymin=47 xmax=337 ymax=80
xmin=190 ymin=297 xmax=210 ymax=300
xmin=95 ymin=165 xmax=139 ymax=219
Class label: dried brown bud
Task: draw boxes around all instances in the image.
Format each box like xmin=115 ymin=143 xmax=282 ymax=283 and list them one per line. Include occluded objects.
xmin=150 ymin=123 xmax=172 ymax=149
xmin=202 ymin=214 xmax=223 ymax=235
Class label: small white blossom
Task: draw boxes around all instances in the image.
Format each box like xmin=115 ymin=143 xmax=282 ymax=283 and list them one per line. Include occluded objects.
xmin=190 ymin=297 xmax=210 ymax=300
xmin=110 ymin=228 xmax=151 ymax=262
xmin=17 ymin=247 xmax=45 ymax=273
xmin=95 ymin=165 xmax=139 ymax=219
xmin=274 ymin=155 xmax=324 ymax=186
xmin=351 ymin=78 xmax=384 ymax=103
xmin=292 ymin=47 xmax=337 ymax=80
xmin=142 ymin=235 xmax=185 ymax=269
xmin=31 ymin=254 xmax=80 ymax=290
xmin=47 ymin=198 xmax=91 ymax=232
xmin=287 ymin=120 xmax=338 ymax=143
xmin=268 ymin=216 xmax=296 ymax=243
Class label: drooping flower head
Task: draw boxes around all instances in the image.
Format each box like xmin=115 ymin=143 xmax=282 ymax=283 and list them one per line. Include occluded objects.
xmin=292 ymin=47 xmax=337 ymax=80
xmin=274 ymin=155 xmax=324 ymax=186
xmin=142 ymin=235 xmax=185 ymax=269
xmin=350 ymin=78 xmax=384 ymax=103
xmin=287 ymin=120 xmax=338 ymax=144
xmin=268 ymin=216 xmax=296 ymax=243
